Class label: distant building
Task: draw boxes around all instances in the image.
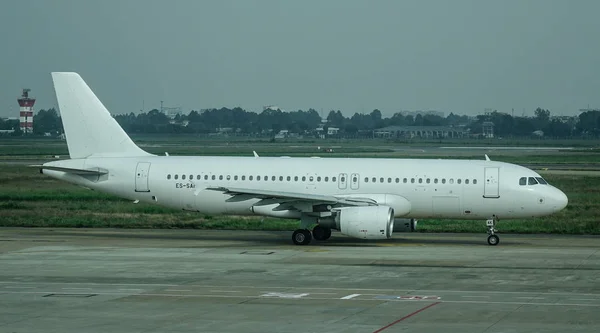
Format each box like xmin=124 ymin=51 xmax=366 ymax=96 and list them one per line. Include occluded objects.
xmin=482 ymin=122 xmax=494 ymax=138
xmin=263 ymin=105 xmax=281 ymax=111
xmin=375 ymin=126 xmax=467 ymax=139
xmin=400 ymin=110 xmax=445 ymax=118
xmin=161 ymin=106 xmax=182 ymax=119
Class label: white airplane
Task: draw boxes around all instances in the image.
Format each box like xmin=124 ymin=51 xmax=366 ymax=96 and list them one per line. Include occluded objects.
xmin=39 ymin=72 xmax=568 ymax=246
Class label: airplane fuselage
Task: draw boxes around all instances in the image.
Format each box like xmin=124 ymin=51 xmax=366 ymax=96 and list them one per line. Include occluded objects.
xmin=43 ymin=155 xmax=566 ymax=220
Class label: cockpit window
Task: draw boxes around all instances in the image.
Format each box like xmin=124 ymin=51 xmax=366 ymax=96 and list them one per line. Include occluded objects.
xmin=519 ymin=177 xmax=526 ymax=185
xmin=536 ymin=177 xmax=548 ymax=185
xmin=528 ymin=177 xmax=538 ymax=185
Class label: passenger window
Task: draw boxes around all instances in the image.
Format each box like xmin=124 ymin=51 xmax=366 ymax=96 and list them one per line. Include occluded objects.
xmin=450 ymin=179 xmax=454 ymax=184
xmin=473 ymin=179 xmax=477 ymax=184
xmin=341 ymin=176 xmax=345 ymax=182
xmin=189 ymin=174 xmax=193 ymax=180
xmin=380 ymin=177 xmax=384 ymax=183
xmin=287 ymin=176 xmax=291 ymax=181
xmin=264 ymin=175 xmax=268 ymax=181
xmin=324 ymin=176 xmax=329 ymax=182
xmin=302 ymin=176 xmax=306 ymax=181
xmin=249 ymin=176 xmax=253 ymax=181
xmin=528 ymin=177 xmax=538 ymax=185
xmin=395 ymin=178 xmax=400 ymax=183
xmin=272 ymin=176 xmax=276 ymax=181
xmin=403 ymin=178 xmax=407 ymax=183
xmin=167 ymin=174 xmax=171 ymax=180
xmin=204 ymin=175 xmax=209 ymax=180
xmin=519 ymin=177 xmax=526 ymax=185
xmin=294 ymin=176 xmax=298 ymax=181
xmin=226 ymin=175 xmax=231 ymax=180
xmin=234 ymin=175 xmax=238 ymax=181
xmin=332 ymin=177 xmax=337 ymax=182
xmin=426 ymin=178 xmax=430 ymax=184
xmin=442 ymin=178 xmax=446 ymax=184
xmin=182 ymin=175 xmax=186 ymax=180
xmin=242 ymin=175 xmax=246 ymax=181
xmin=434 ymin=178 xmax=438 ymax=184
xmin=279 ymin=176 xmax=283 ymax=181
xmin=364 ymin=177 xmax=369 ymax=183
xmin=536 ymin=177 xmax=548 ymax=185
xmin=372 ymin=177 xmax=376 ymax=183
xmin=197 ymin=175 xmax=201 ymax=180
xmin=387 ymin=177 xmax=392 ymax=183
xmin=257 ymin=176 xmax=261 ymax=181
xmin=219 ymin=175 xmax=223 ymax=180
xmin=465 ymin=179 xmax=469 ymax=184
xmin=175 ymin=175 xmax=179 ymax=180
xmin=457 ymin=179 xmax=462 ymax=184
xmin=418 ymin=178 xmax=423 ymax=183
xmin=411 ymin=178 xmax=415 ymax=183
xmin=309 ymin=176 xmax=313 ymax=182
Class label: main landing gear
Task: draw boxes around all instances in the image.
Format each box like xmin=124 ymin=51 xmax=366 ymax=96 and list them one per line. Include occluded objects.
xmin=486 ymin=215 xmax=500 ymax=246
xmin=292 ymin=225 xmax=332 ymax=245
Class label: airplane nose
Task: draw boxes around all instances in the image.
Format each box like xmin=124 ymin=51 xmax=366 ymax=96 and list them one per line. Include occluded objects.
xmin=553 ymin=188 xmax=568 ymax=212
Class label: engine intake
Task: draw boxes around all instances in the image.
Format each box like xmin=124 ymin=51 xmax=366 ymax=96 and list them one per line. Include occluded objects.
xmin=335 ymin=206 xmax=394 ymax=239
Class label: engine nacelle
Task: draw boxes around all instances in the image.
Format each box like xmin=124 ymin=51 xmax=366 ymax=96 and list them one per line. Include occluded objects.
xmin=335 ymin=206 xmax=394 ymax=240
xmin=393 ymin=218 xmax=418 ymax=232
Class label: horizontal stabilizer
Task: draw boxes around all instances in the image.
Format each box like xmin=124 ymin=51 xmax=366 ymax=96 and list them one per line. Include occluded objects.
xmin=31 ymin=165 xmax=108 ymax=176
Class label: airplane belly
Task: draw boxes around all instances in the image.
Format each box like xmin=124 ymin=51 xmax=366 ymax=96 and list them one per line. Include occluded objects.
xmin=432 ymin=196 xmax=461 ymax=218
xmin=193 ymin=189 xmax=227 ymax=214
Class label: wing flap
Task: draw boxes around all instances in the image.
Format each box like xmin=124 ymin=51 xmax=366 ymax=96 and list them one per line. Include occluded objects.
xmin=206 ymin=186 xmax=377 ymax=206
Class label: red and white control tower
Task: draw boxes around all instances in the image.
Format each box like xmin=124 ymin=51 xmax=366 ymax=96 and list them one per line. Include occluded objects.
xmin=18 ymin=88 xmax=35 ymax=134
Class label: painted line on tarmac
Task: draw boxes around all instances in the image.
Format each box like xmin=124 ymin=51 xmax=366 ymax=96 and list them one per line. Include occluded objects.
xmin=340 ymin=294 xmax=361 ymax=300
xmin=372 ymin=302 xmax=441 ymax=333
xmin=3 ymin=282 xmax=600 ymax=299
xmin=3 ymin=290 xmax=600 ymax=307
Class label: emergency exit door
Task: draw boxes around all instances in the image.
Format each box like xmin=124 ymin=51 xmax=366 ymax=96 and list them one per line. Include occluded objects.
xmin=135 ymin=162 xmax=151 ymax=192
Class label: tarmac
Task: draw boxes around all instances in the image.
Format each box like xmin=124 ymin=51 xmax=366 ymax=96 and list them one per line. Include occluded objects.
xmin=1 ymin=228 xmax=599 ymax=333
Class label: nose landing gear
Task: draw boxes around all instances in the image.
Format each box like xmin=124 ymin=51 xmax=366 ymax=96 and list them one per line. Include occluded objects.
xmin=486 ymin=215 xmax=499 ymax=246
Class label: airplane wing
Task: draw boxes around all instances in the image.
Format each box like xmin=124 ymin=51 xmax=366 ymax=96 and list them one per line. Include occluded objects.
xmin=205 ymin=186 xmax=377 ymax=207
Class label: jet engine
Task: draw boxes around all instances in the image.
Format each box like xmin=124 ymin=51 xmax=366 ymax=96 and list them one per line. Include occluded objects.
xmin=393 ymin=218 xmax=418 ymax=232
xmin=333 ymin=206 xmax=395 ymax=239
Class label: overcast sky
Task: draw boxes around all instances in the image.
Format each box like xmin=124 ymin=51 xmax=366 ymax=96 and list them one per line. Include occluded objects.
xmin=1 ymin=0 xmax=599 ymax=118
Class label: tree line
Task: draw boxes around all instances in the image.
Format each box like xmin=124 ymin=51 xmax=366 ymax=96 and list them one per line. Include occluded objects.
xmin=2 ymin=106 xmax=600 ymax=139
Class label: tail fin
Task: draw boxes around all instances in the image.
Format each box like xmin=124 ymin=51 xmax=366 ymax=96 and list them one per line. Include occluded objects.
xmin=51 ymin=72 xmax=151 ymax=158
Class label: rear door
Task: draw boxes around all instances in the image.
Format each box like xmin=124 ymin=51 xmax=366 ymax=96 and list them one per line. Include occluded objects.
xmin=135 ymin=162 xmax=151 ymax=192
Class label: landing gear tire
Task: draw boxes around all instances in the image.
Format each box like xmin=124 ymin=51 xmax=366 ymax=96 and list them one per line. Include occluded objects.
xmin=486 ymin=215 xmax=500 ymax=246
xmin=312 ymin=225 xmax=332 ymax=241
xmin=292 ymin=229 xmax=312 ymax=245
xmin=487 ymin=234 xmax=500 ymax=246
